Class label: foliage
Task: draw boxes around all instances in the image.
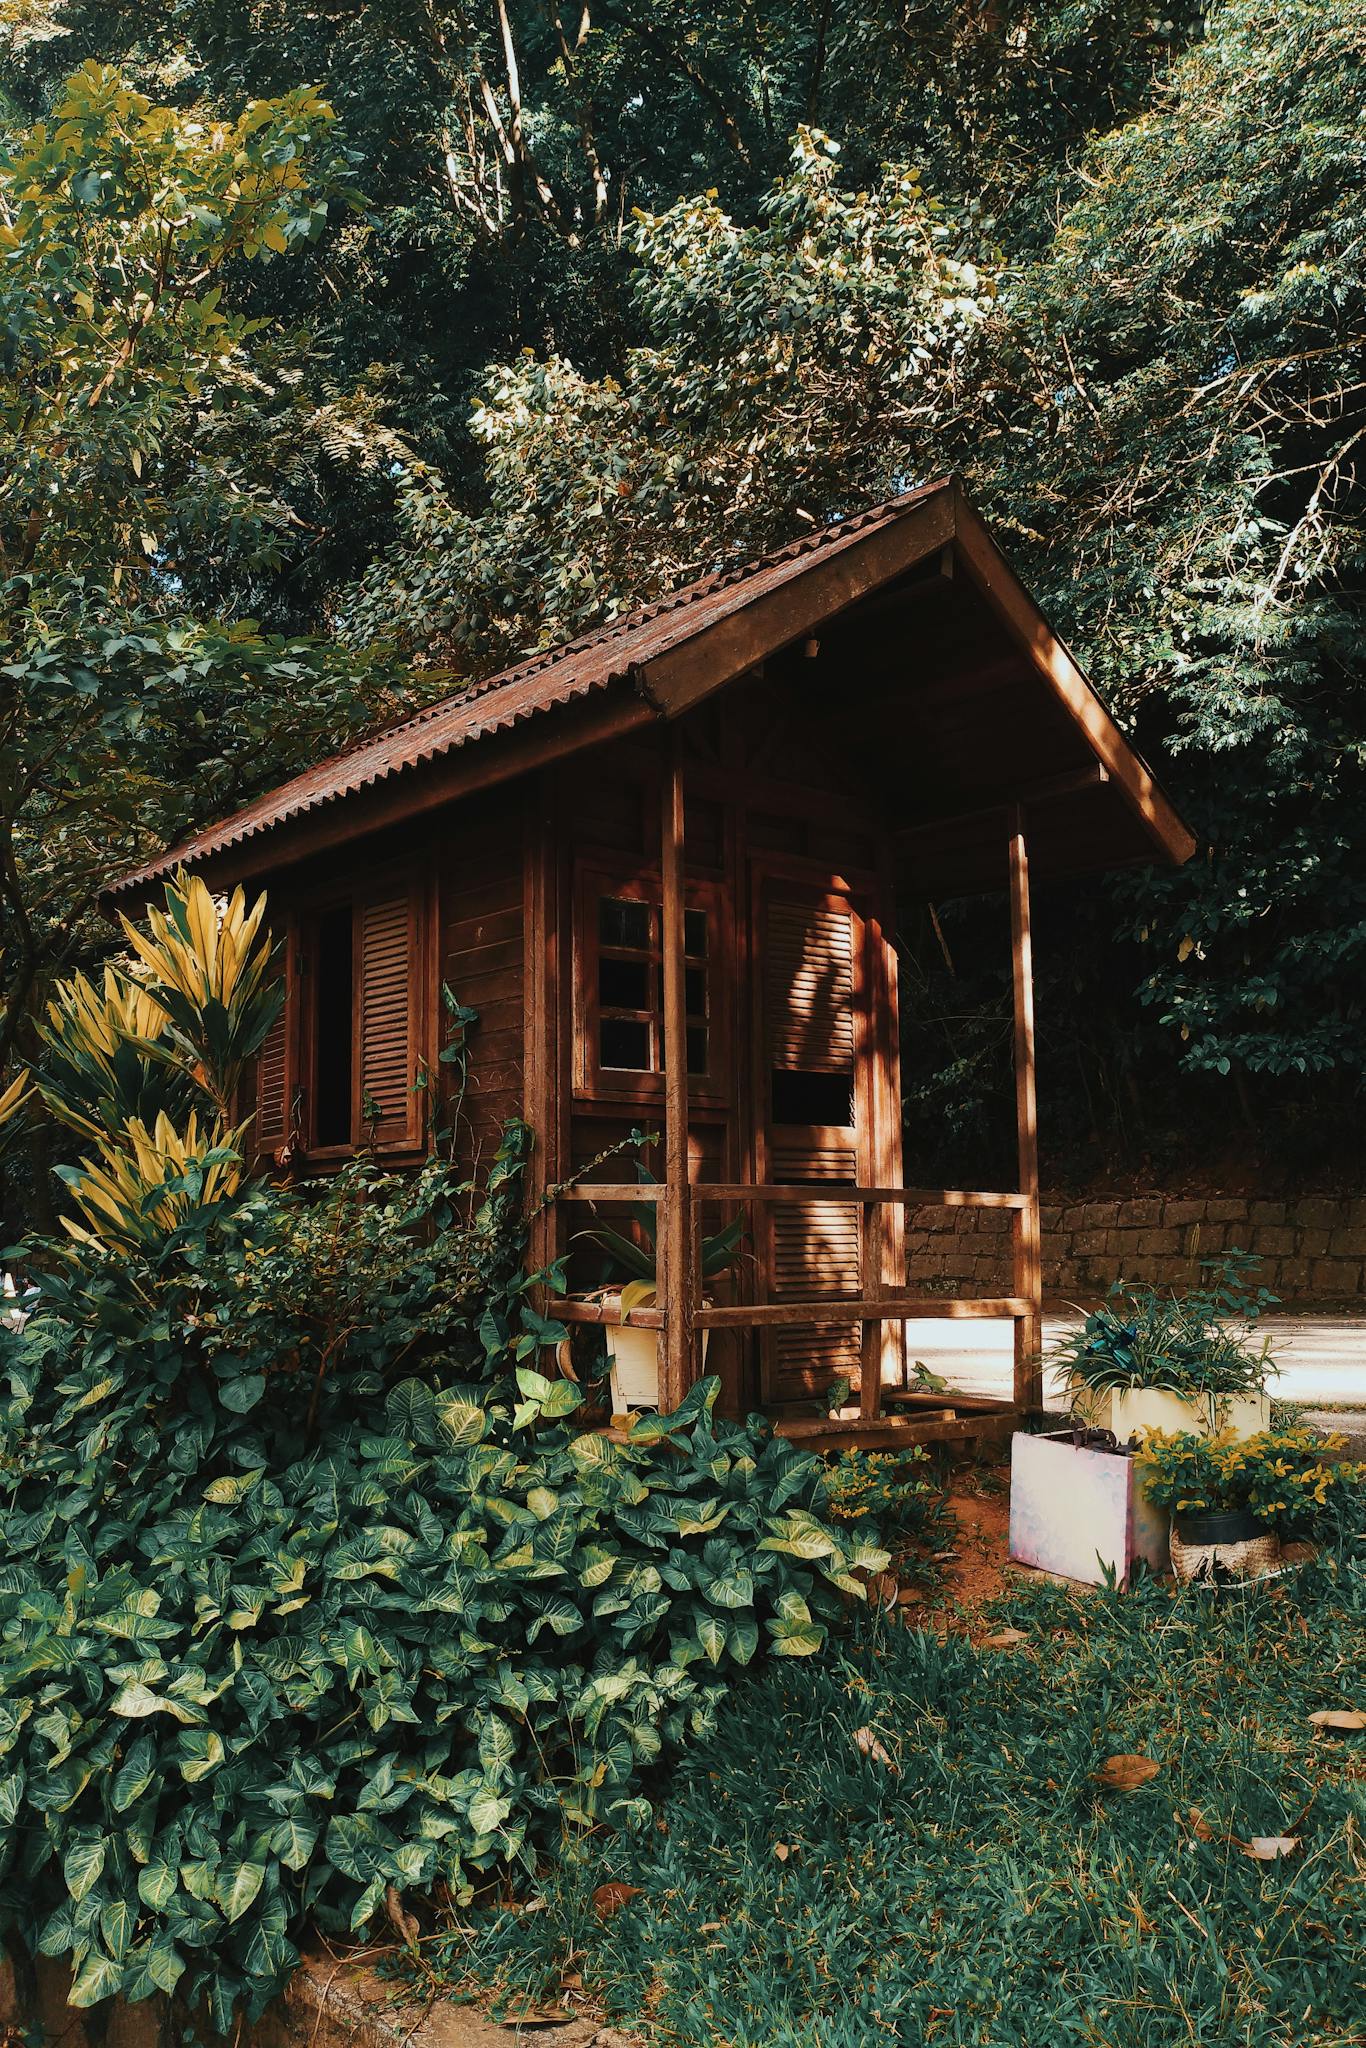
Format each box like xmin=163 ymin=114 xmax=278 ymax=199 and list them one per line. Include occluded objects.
xmin=1052 ymin=1255 xmax=1279 ymax=1400
xmin=0 ymin=1325 xmax=882 ymax=2023
xmin=341 ymin=129 xmax=993 ymax=668
xmin=0 ymin=63 xmax=412 ymax=1155
xmin=0 ymin=877 xmax=884 ymax=2024
xmin=823 ymin=1446 xmax=939 ymax=1530
xmin=405 ymin=1532 xmax=1366 ymax=2048
xmin=1137 ymin=1426 xmax=1365 ymax=1527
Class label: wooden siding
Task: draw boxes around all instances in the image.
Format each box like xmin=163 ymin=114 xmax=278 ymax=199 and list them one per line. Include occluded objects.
xmin=440 ymin=788 xmax=527 ymax=1171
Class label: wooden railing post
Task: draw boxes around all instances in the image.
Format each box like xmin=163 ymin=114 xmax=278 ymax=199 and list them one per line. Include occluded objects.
xmin=659 ymin=725 xmax=694 ymax=1411
xmin=1008 ymin=810 xmax=1043 ymax=1410
xmin=859 ymin=1196 xmax=885 ymax=1419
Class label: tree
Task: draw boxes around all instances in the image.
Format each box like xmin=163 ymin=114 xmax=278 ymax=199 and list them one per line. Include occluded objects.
xmin=0 ymin=64 xmax=413 ymax=1200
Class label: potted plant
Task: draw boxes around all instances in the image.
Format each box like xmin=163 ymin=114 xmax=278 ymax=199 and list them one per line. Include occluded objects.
xmin=1135 ymin=1425 xmax=1363 ymax=1585
xmin=1051 ymin=1254 xmax=1276 ymax=1443
xmin=574 ymin=1183 xmax=744 ymax=1411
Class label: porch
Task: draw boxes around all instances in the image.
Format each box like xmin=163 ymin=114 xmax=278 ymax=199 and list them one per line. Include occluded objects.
xmin=548 ymin=728 xmax=1045 ymax=1452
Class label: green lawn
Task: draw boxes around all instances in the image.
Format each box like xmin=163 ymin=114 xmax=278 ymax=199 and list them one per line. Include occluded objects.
xmin=424 ymin=1528 xmax=1366 ymax=2048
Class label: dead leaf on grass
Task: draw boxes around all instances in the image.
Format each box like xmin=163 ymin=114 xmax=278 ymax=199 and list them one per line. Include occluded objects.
xmin=773 ymin=1841 xmax=795 ymax=1862
xmin=982 ymin=1628 xmax=1027 ymax=1648
xmin=1093 ymin=1754 xmax=1161 ymax=1792
xmin=1242 ymin=1835 xmax=1300 ymax=1862
xmin=1308 ymin=1709 xmax=1366 ymax=1732
xmin=503 ymin=1996 xmax=576 ymax=2027
xmin=592 ymin=1882 xmax=643 ymax=1918
xmin=852 ymin=1725 xmax=896 ymax=1769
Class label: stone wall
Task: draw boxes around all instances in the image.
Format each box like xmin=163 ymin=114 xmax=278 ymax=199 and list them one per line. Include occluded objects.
xmin=905 ymin=1195 xmax=1366 ymax=1305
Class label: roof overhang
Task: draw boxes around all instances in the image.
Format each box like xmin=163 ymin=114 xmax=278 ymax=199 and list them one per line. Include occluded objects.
xmin=108 ymin=477 xmax=1194 ymax=904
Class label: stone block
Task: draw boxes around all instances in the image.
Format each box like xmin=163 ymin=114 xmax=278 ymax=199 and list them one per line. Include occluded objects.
xmin=1272 ymin=1258 xmax=1311 ymax=1300
xmin=1083 ymin=1201 xmax=1121 ymax=1228
xmin=1249 ymin=1200 xmax=1287 ymax=1225
xmin=1297 ymin=1197 xmax=1345 ymax=1232
xmin=1070 ymin=1229 xmax=1109 ymax=1256
xmin=1137 ymin=1228 xmax=1182 ymax=1256
xmin=1297 ymin=1229 xmax=1329 ymax=1259
xmin=1120 ymin=1198 xmax=1163 ymax=1228
xmin=1166 ymin=1199 xmax=1208 ymax=1225
xmin=1345 ymin=1196 xmax=1366 ymax=1230
xmin=1060 ymin=1204 xmax=1089 ymax=1230
xmin=1204 ymin=1199 xmax=1247 ymax=1225
xmin=1328 ymin=1226 xmax=1366 ymax=1261
xmin=1310 ymin=1258 xmax=1364 ymax=1298
xmin=106 ymin=1992 xmax=173 ymax=2048
xmin=1040 ymin=1205 xmax=1063 ymax=1232
xmin=1253 ymin=1226 xmax=1297 ymax=1257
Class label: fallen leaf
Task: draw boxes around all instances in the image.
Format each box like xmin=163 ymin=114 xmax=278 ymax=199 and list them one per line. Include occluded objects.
xmin=773 ymin=1841 xmax=792 ymax=1862
xmin=1093 ymin=1754 xmax=1161 ymax=1792
xmin=1186 ymin=1807 xmax=1215 ymax=1842
xmin=873 ymin=1572 xmax=900 ymax=1608
xmin=982 ymin=1628 xmax=1027 ymax=1648
xmin=697 ymin=1920 xmax=726 ymax=1933
xmin=1242 ymin=1835 xmax=1299 ymax=1862
xmin=1308 ymin=1709 xmax=1366 ymax=1732
xmin=896 ymin=1585 xmax=923 ymax=1606
xmin=592 ymin=1882 xmax=643 ymax=1918
xmin=852 ymin=1725 xmax=896 ymax=1768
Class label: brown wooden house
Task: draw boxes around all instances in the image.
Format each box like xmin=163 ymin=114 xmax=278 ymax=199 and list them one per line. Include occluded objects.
xmin=110 ymin=478 xmax=1194 ymax=1448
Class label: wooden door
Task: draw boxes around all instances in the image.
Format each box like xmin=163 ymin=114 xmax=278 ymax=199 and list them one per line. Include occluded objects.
xmin=753 ymin=869 xmax=886 ymax=1404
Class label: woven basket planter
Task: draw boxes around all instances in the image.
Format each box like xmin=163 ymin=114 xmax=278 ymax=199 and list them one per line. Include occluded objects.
xmin=1169 ymin=1509 xmax=1281 ymax=1587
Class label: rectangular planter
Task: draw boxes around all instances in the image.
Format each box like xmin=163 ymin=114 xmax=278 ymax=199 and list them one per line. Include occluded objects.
xmin=1064 ymin=1382 xmax=1271 ymax=1442
xmin=1008 ymin=1430 xmax=1170 ymax=1589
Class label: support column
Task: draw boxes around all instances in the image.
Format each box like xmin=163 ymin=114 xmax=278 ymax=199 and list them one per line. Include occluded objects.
xmin=1009 ymin=810 xmax=1043 ymax=1411
xmin=659 ymin=725 xmax=694 ymax=1411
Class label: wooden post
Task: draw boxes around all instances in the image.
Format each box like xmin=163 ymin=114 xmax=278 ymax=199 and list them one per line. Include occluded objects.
xmin=659 ymin=726 xmax=694 ymax=1411
xmin=859 ymin=1199 xmax=885 ymax=1419
xmin=1008 ymin=810 xmax=1043 ymax=1410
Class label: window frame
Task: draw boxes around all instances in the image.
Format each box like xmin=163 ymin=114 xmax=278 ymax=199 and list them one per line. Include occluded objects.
xmin=573 ymin=859 xmax=729 ymax=1109
xmin=286 ymin=864 xmax=433 ymax=1165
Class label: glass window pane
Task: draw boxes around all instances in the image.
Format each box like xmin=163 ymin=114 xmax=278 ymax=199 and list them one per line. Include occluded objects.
xmin=600 ymin=1017 xmax=652 ymax=1070
xmin=770 ymin=1068 xmax=854 ymax=1127
xmin=684 ymin=908 xmax=708 ymax=957
xmin=684 ymin=965 xmax=706 ymax=1017
xmin=686 ymin=1026 xmax=708 ymax=1076
xmin=600 ymin=897 xmax=651 ymax=950
xmin=599 ymin=957 xmax=651 ymax=1010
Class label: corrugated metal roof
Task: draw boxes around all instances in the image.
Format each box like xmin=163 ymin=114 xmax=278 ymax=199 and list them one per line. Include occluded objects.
xmin=111 ymin=484 xmax=948 ymax=894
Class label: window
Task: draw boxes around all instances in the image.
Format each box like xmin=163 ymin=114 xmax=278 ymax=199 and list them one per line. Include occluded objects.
xmin=256 ymin=879 xmax=426 ymax=1158
xmin=577 ymin=868 xmax=722 ymax=1100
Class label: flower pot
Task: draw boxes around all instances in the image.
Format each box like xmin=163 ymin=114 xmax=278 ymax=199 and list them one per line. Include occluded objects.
xmin=594 ymin=1293 xmax=711 ymax=1412
xmin=1169 ymin=1508 xmax=1280 ymax=1587
xmin=1066 ymin=1382 xmax=1270 ymax=1443
xmin=1008 ymin=1431 xmax=1170 ymax=1588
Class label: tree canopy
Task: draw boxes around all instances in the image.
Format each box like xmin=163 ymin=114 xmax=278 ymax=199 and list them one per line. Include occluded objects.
xmin=2 ymin=0 xmax=1363 ymax=1195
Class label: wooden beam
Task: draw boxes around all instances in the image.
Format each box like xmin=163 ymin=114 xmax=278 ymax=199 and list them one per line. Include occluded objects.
xmin=555 ymin=1183 xmax=664 ymax=1204
xmin=659 ymin=725 xmax=694 ymax=1411
xmin=1009 ymin=812 xmax=1044 ymax=1411
xmin=893 ymin=764 xmax=1110 ymax=844
xmin=635 ymin=489 xmax=958 ymax=719
xmin=774 ymin=1410 xmax=1018 ymax=1451
xmin=696 ymin=1295 xmax=1032 ymax=1329
xmin=859 ymin=1199 xmax=885 ymax=1421
xmin=691 ymin=1183 xmax=1029 ymax=1209
xmin=951 ymin=485 xmax=1197 ymax=867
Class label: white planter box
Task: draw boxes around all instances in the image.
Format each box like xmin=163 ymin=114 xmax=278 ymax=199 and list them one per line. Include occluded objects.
xmin=1009 ymin=1430 xmax=1170 ymax=1589
xmin=1064 ymin=1381 xmax=1270 ymax=1442
xmin=597 ymin=1295 xmax=711 ymax=1412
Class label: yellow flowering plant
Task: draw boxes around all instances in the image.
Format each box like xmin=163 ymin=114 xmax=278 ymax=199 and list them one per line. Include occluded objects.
xmin=1137 ymin=1425 xmax=1364 ymax=1528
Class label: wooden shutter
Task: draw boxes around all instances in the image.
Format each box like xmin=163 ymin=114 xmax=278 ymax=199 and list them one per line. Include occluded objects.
xmin=765 ymin=900 xmax=855 ymax=1072
xmin=358 ymin=892 xmax=420 ymax=1149
xmin=254 ymin=1003 xmax=290 ymax=1158
xmin=759 ymin=885 xmax=865 ymax=1402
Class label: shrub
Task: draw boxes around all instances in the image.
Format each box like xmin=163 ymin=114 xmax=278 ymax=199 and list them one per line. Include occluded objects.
xmin=0 ymin=877 xmax=884 ymax=2024
xmin=1136 ymin=1425 xmax=1365 ymax=1527
xmin=1051 ymin=1253 xmax=1277 ymax=1401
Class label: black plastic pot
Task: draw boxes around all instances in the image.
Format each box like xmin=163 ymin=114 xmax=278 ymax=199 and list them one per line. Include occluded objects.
xmin=1172 ymin=1507 xmax=1264 ymax=1546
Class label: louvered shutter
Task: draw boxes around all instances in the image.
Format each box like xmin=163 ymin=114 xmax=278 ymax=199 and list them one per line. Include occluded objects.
xmin=358 ymin=893 xmax=419 ymax=1148
xmin=254 ymin=1003 xmax=290 ymax=1159
xmin=760 ymin=887 xmax=865 ymax=1402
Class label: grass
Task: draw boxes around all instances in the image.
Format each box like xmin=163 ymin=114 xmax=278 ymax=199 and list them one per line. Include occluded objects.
xmin=416 ymin=1508 xmax=1366 ymax=2048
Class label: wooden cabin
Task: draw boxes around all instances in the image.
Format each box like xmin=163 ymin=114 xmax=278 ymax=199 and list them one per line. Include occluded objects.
xmin=110 ymin=479 xmax=1194 ymax=1448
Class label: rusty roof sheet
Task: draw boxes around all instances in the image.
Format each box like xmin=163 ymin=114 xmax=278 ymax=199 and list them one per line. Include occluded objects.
xmin=111 ymin=483 xmax=949 ymax=895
